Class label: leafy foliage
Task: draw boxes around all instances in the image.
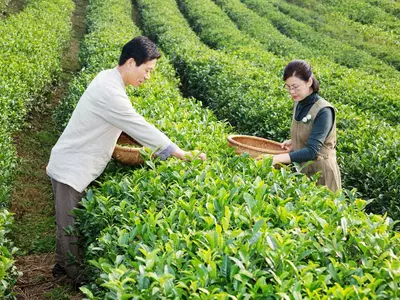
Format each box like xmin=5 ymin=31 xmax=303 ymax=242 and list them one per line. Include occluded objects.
xmin=138 ymin=0 xmax=400 ymax=218
xmin=0 ymin=209 xmax=20 ymax=299
xmin=0 ymin=0 xmax=73 ymax=205
xmin=0 ymin=0 xmax=73 ymax=295
xmin=295 ymin=0 xmax=400 ymax=34
xmin=271 ymin=0 xmax=400 ymax=70
xmin=0 ymin=0 xmax=9 ymax=14
xmin=54 ymin=0 xmax=400 ymax=298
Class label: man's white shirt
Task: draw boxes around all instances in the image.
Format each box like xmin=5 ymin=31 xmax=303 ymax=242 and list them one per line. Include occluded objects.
xmin=47 ymin=67 xmax=176 ymax=192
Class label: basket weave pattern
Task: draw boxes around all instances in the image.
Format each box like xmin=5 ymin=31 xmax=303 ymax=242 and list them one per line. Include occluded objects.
xmin=113 ymin=133 xmax=144 ymax=165
xmin=227 ymin=135 xmax=288 ymax=158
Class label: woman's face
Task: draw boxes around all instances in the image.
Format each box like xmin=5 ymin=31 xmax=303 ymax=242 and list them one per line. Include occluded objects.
xmin=285 ymin=76 xmax=313 ymax=102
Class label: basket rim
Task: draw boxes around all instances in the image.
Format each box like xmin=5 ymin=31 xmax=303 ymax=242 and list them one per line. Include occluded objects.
xmin=227 ymin=134 xmax=286 ymax=154
xmin=114 ymin=144 xmax=143 ymax=153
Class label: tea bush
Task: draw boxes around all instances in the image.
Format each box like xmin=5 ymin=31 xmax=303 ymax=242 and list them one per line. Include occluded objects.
xmin=0 ymin=0 xmax=73 ymax=295
xmin=0 ymin=0 xmax=73 ymax=205
xmin=139 ymin=0 xmax=400 ymax=218
xmin=270 ymin=0 xmax=400 ymax=70
xmin=302 ymin=0 xmax=400 ymax=34
xmin=54 ymin=0 xmax=400 ymax=298
xmin=80 ymin=160 xmax=400 ymax=299
xmin=184 ymin=0 xmax=400 ymax=124
xmin=0 ymin=210 xmax=18 ymax=299
xmin=363 ymin=0 xmax=400 ymax=18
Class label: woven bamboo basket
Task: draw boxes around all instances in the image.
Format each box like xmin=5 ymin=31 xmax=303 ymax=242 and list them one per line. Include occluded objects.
xmin=227 ymin=135 xmax=288 ymax=158
xmin=112 ymin=132 xmax=144 ymax=165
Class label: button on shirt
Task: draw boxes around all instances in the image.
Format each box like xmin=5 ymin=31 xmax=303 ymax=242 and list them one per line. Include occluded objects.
xmin=47 ymin=67 xmax=177 ymax=192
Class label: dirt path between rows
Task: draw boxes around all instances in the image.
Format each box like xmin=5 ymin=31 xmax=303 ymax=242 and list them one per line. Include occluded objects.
xmin=9 ymin=0 xmax=87 ymax=298
xmin=1 ymin=0 xmax=26 ymax=18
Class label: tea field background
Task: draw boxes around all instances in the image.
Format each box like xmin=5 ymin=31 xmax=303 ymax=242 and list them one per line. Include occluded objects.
xmin=1 ymin=0 xmax=399 ymax=298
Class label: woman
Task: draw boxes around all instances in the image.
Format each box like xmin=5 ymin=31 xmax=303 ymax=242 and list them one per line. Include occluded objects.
xmin=272 ymin=60 xmax=341 ymax=192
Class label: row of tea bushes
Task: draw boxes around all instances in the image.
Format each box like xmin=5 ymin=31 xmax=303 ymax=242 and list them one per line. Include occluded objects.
xmin=0 ymin=0 xmax=73 ymax=297
xmin=142 ymin=0 xmax=400 ymax=218
xmin=0 ymin=210 xmax=18 ymax=299
xmin=0 ymin=0 xmax=7 ymax=14
xmin=362 ymin=0 xmax=400 ymax=18
xmin=138 ymin=1 xmax=293 ymax=140
xmin=238 ymin=0 xmax=400 ymax=79
xmin=0 ymin=0 xmax=73 ymax=205
xmin=0 ymin=0 xmax=74 ymax=133
xmin=270 ymin=0 xmax=400 ymax=70
xmin=80 ymin=161 xmax=400 ymax=298
xmin=55 ymin=0 xmax=400 ymax=298
xmin=183 ymin=0 xmax=400 ymax=125
xmin=304 ymin=0 xmax=400 ymax=34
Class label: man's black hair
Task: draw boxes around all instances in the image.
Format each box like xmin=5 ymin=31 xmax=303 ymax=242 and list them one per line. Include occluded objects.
xmin=119 ymin=36 xmax=161 ymax=66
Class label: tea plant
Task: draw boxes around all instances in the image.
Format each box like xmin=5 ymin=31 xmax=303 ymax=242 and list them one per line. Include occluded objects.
xmin=0 ymin=0 xmax=73 ymax=205
xmin=270 ymin=0 xmax=400 ymax=70
xmin=184 ymin=0 xmax=400 ymax=124
xmin=0 ymin=0 xmax=73 ymax=294
xmin=138 ymin=0 xmax=400 ymax=218
xmin=363 ymin=0 xmax=400 ymax=18
xmin=305 ymin=0 xmax=400 ymax=34
xmin=0 ymin=210 xmax=19 ymax=299
xmin=54 ymin=0 xmax=400 ymax=298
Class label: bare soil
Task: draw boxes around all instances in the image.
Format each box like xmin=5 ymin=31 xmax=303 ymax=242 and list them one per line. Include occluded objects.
xmin=14 ymin=254 xmax=82 ymax=300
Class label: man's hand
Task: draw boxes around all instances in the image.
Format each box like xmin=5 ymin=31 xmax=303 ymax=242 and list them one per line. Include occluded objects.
xmin=172 ymin=148 xmax=207 ymax=161
xmin=184 ymin=150 xmax=207 ymax=161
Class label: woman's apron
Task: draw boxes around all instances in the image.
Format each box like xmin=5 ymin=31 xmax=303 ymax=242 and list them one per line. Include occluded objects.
xmin=290 ymin=98 xmax=341 ymax=192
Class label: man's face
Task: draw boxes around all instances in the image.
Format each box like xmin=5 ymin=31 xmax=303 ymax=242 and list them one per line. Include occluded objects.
xmin=126 ymin=58 xmax=157 ymax=87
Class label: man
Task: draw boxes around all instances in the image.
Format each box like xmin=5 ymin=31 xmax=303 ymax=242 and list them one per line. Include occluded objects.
xmin=46 ymin=36 xmax=206 ymax=284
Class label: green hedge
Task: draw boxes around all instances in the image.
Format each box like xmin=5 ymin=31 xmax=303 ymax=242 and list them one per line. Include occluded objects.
xmin=363 ymin=0 xmax=400 ymax=18
xmin=318 ymin=0 xmax=400 ymax=33
xmin=51 ymin=0 xmax=400 ymax=298
xmin=156 ymin=0 xmax=400 ymax=218
xmin=0 ymin=209 xmax=18 ymax=299
xmin=0 ymin=0 xmax=74 ymax=295
xmin=0 ymin=0 xmax=73 ymax=205
xmin=238 ymin=0 xmax=400 ymax=80
xmin=271 ymin=0 xmax=400 ymax=71
xmin=183 ymin=0 xmax=400 ymax=125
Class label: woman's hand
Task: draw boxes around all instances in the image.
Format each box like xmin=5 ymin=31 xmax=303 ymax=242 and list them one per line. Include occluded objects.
xmin=256 ymin=153 xmax=290 ymax=166
xmin=272 ymin=153 xmax=292 ymax=166
xmin=281 ymin=139 xmax=293 ymax=152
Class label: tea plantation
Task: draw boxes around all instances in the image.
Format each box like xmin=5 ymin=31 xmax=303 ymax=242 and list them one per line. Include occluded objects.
xmin=1 ymin=0 xmax=399 ymax=298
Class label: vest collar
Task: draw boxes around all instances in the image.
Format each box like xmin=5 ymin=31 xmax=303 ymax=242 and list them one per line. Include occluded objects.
xmin=297 ymin=92 xmax=319 ymax=108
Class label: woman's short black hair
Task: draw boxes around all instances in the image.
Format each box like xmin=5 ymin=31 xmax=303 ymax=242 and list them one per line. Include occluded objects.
xmin=118 ymin=36 xmax=161 ymax=66
xmin=283 ymin=60 xmax=320 ymax=93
